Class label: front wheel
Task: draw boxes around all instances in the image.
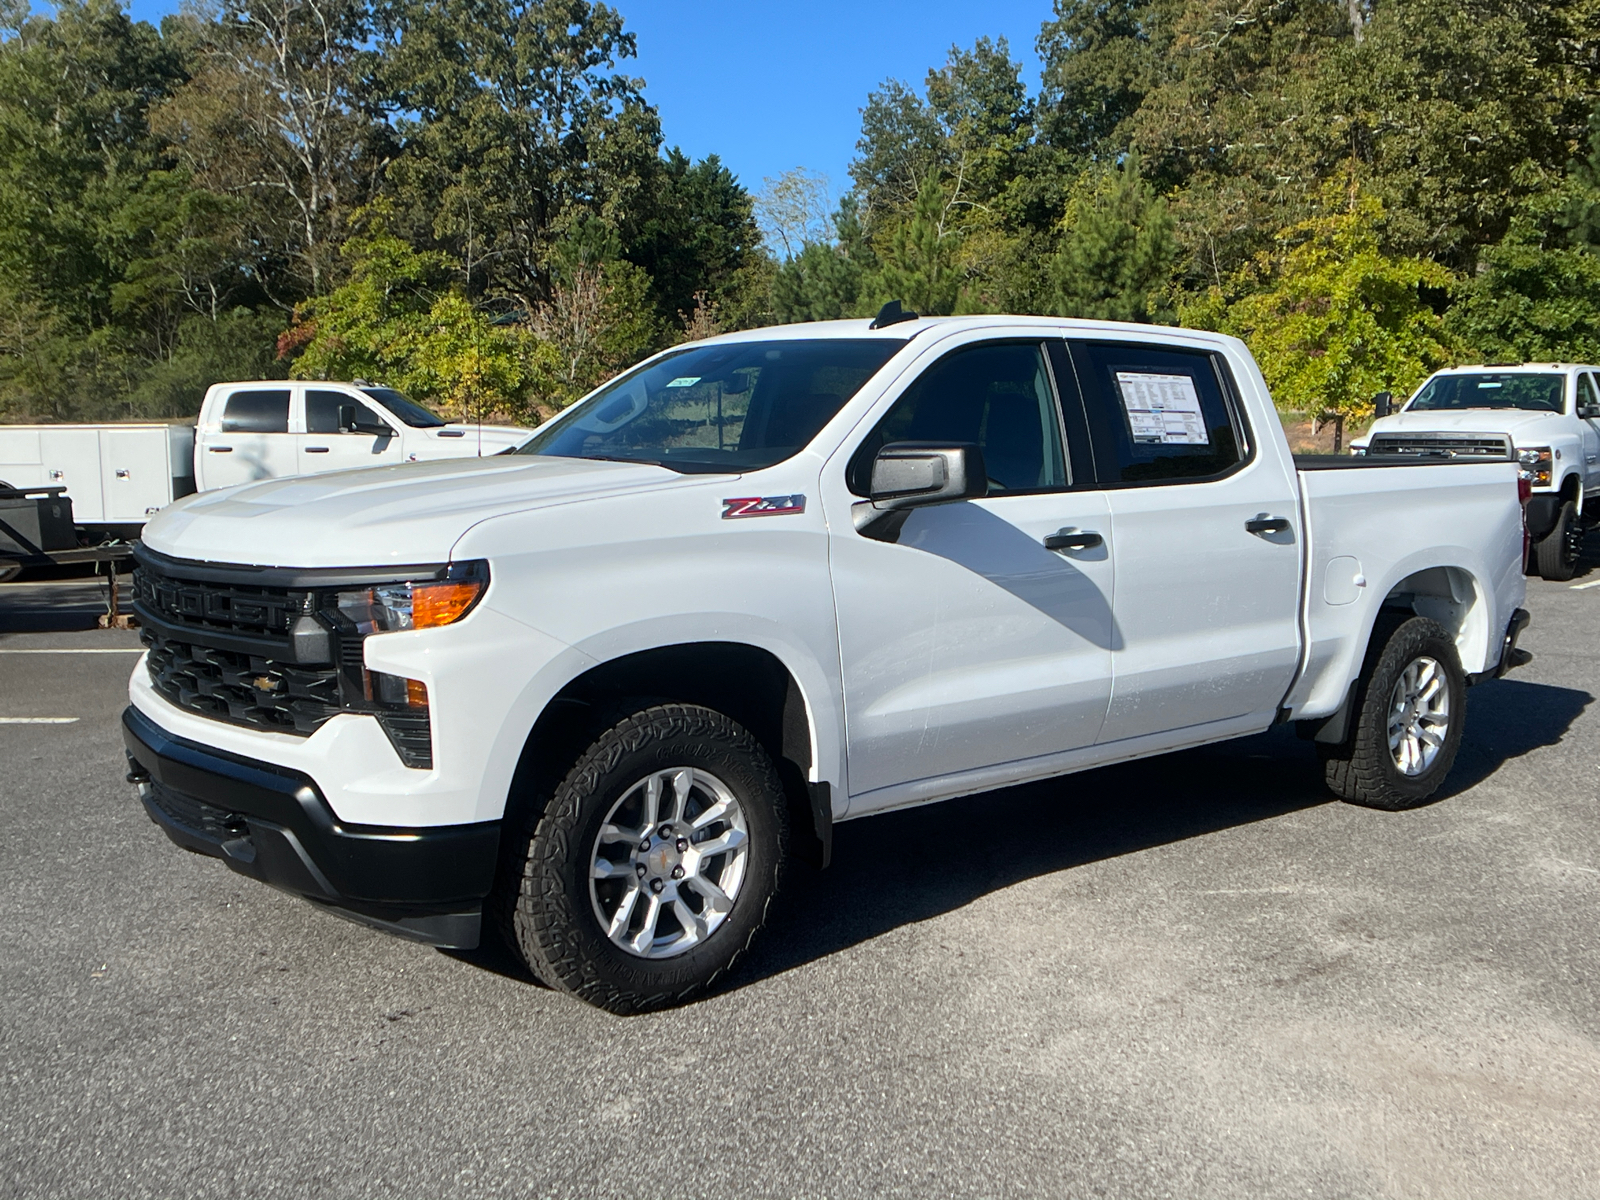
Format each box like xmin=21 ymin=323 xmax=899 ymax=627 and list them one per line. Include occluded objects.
xmin=506 ymin=703 xmax=788 ymax=1013
xmin=1321 ymin=615 xmax=1466 ymax=810
xmin=1533 ymin=498 xmax=1582 ymax=581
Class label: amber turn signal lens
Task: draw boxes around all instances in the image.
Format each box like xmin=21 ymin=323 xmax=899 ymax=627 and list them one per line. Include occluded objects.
xmin=406 ymin=678 xmax=429 ymax=708
xmin=411 ymin=580 xmax=484 ymax=629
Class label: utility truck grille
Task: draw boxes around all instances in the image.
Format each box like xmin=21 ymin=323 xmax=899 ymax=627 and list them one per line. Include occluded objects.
xmin=1367 ymin=433 xmax=1513 ymax=459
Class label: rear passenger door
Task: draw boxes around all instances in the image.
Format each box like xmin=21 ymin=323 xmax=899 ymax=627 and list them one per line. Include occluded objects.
xmin=1058 ymin=339 xmax=1302 ymax=745
xmin=200 ymin=387 xmax=297 ymax=489
xmin=298 ymin=389 xmax=403 ymax=475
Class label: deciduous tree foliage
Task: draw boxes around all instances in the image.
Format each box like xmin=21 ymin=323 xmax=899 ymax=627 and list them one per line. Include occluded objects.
xmin=3 ymin=0 xmax=1598 ymax=425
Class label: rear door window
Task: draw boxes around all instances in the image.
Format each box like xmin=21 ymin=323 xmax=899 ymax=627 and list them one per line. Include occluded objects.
xmin=219 ymin=389 xmax=290 ymax=434
xmin=1065 ymin=341 xmax=1247 ymax=485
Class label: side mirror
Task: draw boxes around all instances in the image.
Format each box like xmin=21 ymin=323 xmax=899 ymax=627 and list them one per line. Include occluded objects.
xmin=854 ymin=441 xmax=986 ymax=541
xmin=1579 ymin=403 xmax=1600 ymax=420
xmin=870 ymin=441 xmax=987 ymax=509
xmin=1372 ymin=391 xmax=1393 ymax=419
xmin=340 ymin=404 xmax=392 ymax=437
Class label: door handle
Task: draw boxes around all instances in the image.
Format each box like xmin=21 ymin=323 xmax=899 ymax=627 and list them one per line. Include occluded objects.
xmin=304 ymin=446 xmax=329 ymax=453
xmin=1044 ymin=528 xmax=1103 ymax=551
xmin=209 ymin=446 xmax=232 ymax=453
xmin=1245 ymin=514 xmax=1291 ymax=534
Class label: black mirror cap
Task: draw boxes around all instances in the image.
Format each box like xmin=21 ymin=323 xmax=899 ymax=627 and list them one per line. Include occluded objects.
xmin=1580 ymin=403 xmax=1600 ymax=420
xmin=1372 ymin=390 xmax=1393 ymax=418
xmin=869 ymin=441 xmax=987 ymax=509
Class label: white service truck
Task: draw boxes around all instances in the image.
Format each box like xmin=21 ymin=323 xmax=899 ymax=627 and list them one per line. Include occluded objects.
xmin=121 ymin=313 xmax=1530 ymax=1013
xmin=1352 ymin=363 xmax=1600 ymax=579
xmin=0 ymin=380 xmax=530 ymax=537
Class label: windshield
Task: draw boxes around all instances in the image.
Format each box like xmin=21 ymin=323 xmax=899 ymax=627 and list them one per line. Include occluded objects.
xmin=514 ymin=339 xmax=904 ymax=473
xmin=1406 ymin=373 xmax=1565 ymax=414
xmin=362 ymin=387 xmax=446 ymax=428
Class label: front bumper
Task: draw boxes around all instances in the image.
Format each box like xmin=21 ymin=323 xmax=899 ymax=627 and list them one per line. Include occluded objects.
xmin=123 ymin=705 xmax=500 ymax=948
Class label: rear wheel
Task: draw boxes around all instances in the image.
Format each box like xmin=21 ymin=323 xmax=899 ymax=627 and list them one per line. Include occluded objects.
xmin=1534 ymin=498 xmax=1582 ymax=581
xmin=505 ymin=703 xmax=788 ymax=1013
xmin=1321 ymin=615 xmax=1466 ymax=810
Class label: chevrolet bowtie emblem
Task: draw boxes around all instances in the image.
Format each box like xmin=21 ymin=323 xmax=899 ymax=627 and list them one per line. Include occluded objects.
xmin=253 ymin=676 xmax=280 ymax=692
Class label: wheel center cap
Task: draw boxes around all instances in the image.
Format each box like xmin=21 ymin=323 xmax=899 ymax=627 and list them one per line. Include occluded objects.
xmin=643 ymin=838 xmax=680 ymax=876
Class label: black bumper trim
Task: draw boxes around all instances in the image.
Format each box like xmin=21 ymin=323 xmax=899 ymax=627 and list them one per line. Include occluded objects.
xmin=123 ymin=705 xmax=499 ymax=948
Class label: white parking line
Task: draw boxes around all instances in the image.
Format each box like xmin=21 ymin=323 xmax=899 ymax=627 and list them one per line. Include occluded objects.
xmin=0 ymin=717 xmax=79 ymax=724
xmin=1569 ymin=579 xmax=1600 ymax=590
xmin=0 ymin=648 xmax=143 ymax=654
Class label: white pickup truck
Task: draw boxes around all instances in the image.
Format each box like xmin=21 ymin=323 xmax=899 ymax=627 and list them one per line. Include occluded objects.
xmin=1351 ymin=363 xmax=1600 ymax=580
xmin=0 ymin=380 xmax=528 ymax=535
xmin=121 ymin=313 xmax=1529 ymax=1013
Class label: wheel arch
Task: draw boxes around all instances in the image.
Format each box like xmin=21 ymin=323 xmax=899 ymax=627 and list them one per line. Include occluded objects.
xmin=1379 ymin=564 xmax=1490 ymax=676
xmin=504 ymin=641 xmax=835 ymax=868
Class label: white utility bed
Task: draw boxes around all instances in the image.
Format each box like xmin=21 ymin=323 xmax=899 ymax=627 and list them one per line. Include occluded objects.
xmin=0 ymin=423 xmax=195 ymax=528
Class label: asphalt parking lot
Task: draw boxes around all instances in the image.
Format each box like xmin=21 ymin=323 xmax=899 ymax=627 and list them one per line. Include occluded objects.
xmin=3 ymin=562 xmax=1598 ymax=1200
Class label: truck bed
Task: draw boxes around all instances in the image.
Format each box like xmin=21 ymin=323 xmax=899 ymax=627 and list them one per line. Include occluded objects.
xmin=1285 ymin=456 xmax=1525 ymax=722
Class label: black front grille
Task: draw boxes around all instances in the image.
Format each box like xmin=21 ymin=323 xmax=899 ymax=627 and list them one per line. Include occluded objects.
xmin=1368 ymin=433 xmax=1512 ymax=459
xmin=132 ymin=551 xmax=433 ymax=767
xmin=143 ymin=629 xmax=343 ymax=735
xmin=134 ymin=569 xmax=305 ymax=640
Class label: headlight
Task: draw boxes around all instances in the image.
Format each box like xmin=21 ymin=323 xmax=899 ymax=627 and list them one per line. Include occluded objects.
xmin=335 ymin=561 xmax=488 ymax=634
xmin=1517 ymin=447 xmax=1552 ymax=488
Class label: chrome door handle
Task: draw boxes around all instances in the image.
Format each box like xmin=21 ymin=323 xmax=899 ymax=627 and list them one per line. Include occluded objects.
xmin=1245 ymin=515 xmax=1290 ymax=534
xmin=1044 ymin=528 xmax=1103 ymax=551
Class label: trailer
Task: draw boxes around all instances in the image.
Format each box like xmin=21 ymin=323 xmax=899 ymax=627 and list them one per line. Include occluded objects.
xmin=0 ymin=483 xmax=138 ymax=624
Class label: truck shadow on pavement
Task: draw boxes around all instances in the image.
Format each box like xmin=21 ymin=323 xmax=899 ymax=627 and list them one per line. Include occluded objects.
xmin=452 ymin=675 xmax=1590 ymax=1004
xmin=720 ymin=673 xmax=1591 ymax=1000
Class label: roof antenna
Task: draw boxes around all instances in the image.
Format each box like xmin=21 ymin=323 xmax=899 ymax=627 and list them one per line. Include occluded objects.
xmin=869 ymin=299 xmax=919 ymax=329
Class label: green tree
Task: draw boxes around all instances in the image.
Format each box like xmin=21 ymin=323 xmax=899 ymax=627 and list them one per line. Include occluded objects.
xmin=1446 ymin=132 xmax=1600 ymax=364
xmin=865 ymin=173 xmax=960 ymax=316
xmin=374 ymin=0 xmax=661 ymax=314
xmin=1189 ymin=190 xmax=1456 ymax=420
xmin=287 ymin=218 xmax=546 ymax=419
xmin=770 ymin=197 xmax=873 ymax=323
xmin=622 ymin=148 xmax=764 ymax=333
xmin=1049 ymin=156 xmax=1176 ymax=322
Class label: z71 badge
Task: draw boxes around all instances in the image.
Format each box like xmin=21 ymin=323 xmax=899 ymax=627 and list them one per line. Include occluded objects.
xmin=721 ymin=495 xmax=806 ymax=519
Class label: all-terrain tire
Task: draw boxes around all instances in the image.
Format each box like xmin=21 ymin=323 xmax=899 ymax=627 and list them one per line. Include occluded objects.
xmin=1534 ymin=498 xmax=1582 ymax=581
xmin=1320 ymin=615 xmax=1466 ymax=811
xmin=506 ymin=703 xmax=788 ymax=1014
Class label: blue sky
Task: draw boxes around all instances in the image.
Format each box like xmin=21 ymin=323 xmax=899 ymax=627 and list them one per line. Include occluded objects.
xmin=118 ymin=0 xmax=1055 ymax=200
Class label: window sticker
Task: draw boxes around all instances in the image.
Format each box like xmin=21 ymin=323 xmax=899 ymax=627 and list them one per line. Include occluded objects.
xmin=1114 ymin=372 xmax=1210 ymax=445
xmin=664 ymin=376 xmax=702 ymax=388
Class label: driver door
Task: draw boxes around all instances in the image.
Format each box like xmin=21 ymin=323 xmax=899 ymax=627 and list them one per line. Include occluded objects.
xmin=297 ymin=389 xmax=404 ymax=475
xmin=828 ymin=337 xmax=1115 ymax=809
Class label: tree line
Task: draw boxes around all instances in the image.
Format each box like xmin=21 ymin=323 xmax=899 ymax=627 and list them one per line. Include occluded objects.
xmin=2 ymin=0 xmax=1598 ymax=426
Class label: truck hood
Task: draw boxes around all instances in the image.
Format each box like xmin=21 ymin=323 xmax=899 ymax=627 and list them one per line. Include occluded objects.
xmin=142 ymin=455 xmax=718 ymax=568
xmin=1358 ymin=408 xmax=1569 ymax=445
